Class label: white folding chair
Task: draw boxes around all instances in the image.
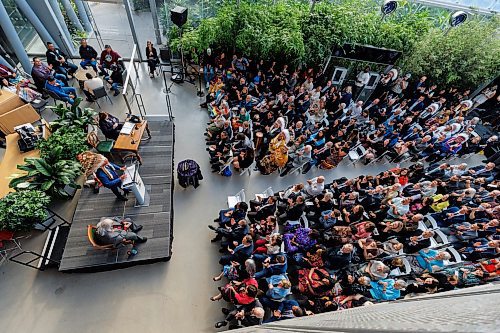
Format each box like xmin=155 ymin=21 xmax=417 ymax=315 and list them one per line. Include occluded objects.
xmin=443 ymin=247 xmax=463 ymax=265
xmin=255 ymin=187 xmax=273 ymax=201
xmin=348 ymin=145 xmax=367 ymax=165
xmin=424 ymin=215 xmax=439 ymax=229
xmin=430 ymin=229 xmax=449 ymax=248
xmin=228 ymin=189 xmax=246 ymax=208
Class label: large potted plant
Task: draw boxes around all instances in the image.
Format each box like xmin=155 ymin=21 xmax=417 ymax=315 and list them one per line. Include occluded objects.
xmin=49 ymin=97 xmax=97 ymax=132
xmin=0 ymin=190 xmax=51 ymax=232
xmin=9 ymin=147 xmax=82 ymax=199
xmin=37 ymin=125 xmax=88 ymax=161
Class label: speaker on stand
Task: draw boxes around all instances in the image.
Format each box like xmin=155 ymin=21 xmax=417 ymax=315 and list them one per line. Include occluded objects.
xmin=170 ymin=6 xmax=188 ymax=84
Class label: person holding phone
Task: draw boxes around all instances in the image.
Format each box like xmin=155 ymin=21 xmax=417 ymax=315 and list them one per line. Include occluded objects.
xmin=145 ymin=40 xmax=159 ymax=78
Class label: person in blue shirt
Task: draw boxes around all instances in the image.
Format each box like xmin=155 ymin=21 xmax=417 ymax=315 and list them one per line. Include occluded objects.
xmin=44 ymin=76 xmax=77 ymax=104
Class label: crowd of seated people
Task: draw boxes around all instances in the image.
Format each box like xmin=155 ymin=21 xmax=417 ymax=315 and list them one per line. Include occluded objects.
xmin=201 ymin=52 xmax=499 ymax=177
xmin=208 ymin=162 xmax=499 ymax=329
xmin=0 ymin=39 xmax=137 ymax=106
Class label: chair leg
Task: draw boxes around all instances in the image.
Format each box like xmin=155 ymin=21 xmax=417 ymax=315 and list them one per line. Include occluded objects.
xmin=107 ymin=96 xmax=113 ymax=104
xmin=95 ymin=99 xmax=101 ymax=109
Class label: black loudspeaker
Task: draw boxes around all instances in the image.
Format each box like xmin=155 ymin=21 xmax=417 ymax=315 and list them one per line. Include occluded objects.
xmin=170 ymin=6 xmax=188 ymax=27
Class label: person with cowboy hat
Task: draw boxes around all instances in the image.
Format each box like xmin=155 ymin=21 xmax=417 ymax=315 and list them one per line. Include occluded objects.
xmin=77 ymin=151 xmax=129 ymax=201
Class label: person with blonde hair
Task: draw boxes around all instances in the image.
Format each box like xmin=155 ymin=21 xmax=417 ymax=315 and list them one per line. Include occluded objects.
xmin=77 ymin=151 xmax=129 ymax=200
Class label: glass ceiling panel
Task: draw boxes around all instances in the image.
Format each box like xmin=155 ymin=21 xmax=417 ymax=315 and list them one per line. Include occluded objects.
xmin=412 ymin=0 xmax=499 ymax=15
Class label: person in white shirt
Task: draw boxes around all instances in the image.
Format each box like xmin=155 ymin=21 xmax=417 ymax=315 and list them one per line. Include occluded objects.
xmin=83 ymin=73 xmax=104 ymax=101
xmin=348 ymin=100 xmax=364 ymax=120
xmin=387 ymin=197 xmax=411 ymax=218
xmin=354 ymin=66 xmax=370 ymax=100
xmin=304 ymin=176 xmax=325 ymax=197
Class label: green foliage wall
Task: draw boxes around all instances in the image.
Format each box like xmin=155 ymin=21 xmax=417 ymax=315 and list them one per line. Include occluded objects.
xmin=402 ymin=18 xmax=500 ymax=89
xmin=166 ymin=0 xmax=499 ymax=89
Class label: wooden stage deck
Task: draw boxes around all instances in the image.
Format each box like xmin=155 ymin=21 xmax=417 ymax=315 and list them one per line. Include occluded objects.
xmin=59 ymin=121 xmax=175 ymax=272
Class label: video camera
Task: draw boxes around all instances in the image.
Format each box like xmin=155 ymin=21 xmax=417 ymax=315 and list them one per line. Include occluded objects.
xmin=15 ymin=123 xmax=42 ymax=152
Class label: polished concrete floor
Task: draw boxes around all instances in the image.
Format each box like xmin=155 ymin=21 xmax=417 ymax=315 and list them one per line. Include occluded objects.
xmin=0 ymin=61 xmax=484 ymax=333
xmin=0 ymin=5 xmax=485 ymax=333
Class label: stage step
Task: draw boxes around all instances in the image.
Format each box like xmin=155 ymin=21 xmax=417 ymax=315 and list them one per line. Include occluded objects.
xmin=37 ymin=225 xmax=70 ymax=270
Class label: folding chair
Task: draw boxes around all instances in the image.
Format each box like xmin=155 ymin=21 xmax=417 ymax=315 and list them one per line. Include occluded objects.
xmin=430 ymin=229 xmax=449 ymax=248
xmin=423 ymin=214 xmax=439 ymax=229
xmin=92 ymin=86 xmax=113 ymax=109
xmin=228 ymin=189 xmax=246 ymax=208
xmin=442 ymin=246 xmax=463 ymax=266
xmin=255 ymin=187 xmax=273 ymax=201
xmin=239 ymin=160 xmax=254 ymax=176
xmin=348 ymin=145 xmax=367 ymax=165
xmin=0 ymin=231 xmax=23 ymax=265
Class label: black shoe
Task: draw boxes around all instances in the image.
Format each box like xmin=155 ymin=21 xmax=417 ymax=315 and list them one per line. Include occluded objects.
xmin=214 ymin=218 xmax=221 ymax=222
xmin=132 ymin=225 xmax=143 ymax=233
xmin=221 ymin=308 xmax=230 ymax=315
xmin=482 ymin=159 xmax=488 ymax=163
xmin=208 ymin=225 xmax=217 ymax=230
xmin=215 ymin=321 xmax=227 ymax=329
xmin=113 ymin=91 xmax=120 ymax=96
xmin=117 ymin=196 xmax=128 ymax=201
xmin=136 ymin=236 xmax=148 ymax=243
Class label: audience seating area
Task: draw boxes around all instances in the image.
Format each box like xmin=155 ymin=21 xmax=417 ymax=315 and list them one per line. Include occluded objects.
xmin=208 ymin=162 xmax=499 ymax=329
xmin=202 ymin=52 xmax=499 ymax=178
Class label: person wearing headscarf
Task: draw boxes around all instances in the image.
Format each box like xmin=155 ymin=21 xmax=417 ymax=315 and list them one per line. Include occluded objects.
xmin=77 ymin=151 xmax=129 ymax=201
xmin=257 ymin=130 xmax=290 ymax=175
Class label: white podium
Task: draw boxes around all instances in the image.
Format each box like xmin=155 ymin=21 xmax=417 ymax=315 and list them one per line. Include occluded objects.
xmin=121 ymin=163 xmax=150 ymax=206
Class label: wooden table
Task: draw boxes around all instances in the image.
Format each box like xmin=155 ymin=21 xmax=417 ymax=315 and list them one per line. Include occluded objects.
xmin=113 ymin=120 xmax=151 ymax=163
xmin=0 ymin=123 xmax=49 ymax=198
xmin=74 ymin=68 xmax=98 ymax=89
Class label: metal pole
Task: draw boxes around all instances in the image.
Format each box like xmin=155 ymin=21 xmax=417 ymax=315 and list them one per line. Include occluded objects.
xmin=149 ymin=0 xmax=162 ymax=45
xmin=60 ymin=0 xmax=84 ymax=31
xmin=0 ymin=1 xmax=32 ymax=72
xmin=73 ymin=0 xmax=92 ymax=32
xmin=123 ymin=0 xmax=143 ymax=61
xmin=15 ymin=0 xmax=56 ymax=48
xmin=47 ymin=0 xmax=73 ymax=47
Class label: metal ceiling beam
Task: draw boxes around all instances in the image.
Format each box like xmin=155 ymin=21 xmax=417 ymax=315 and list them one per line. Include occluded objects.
xmin=410 ymin=0 xmax=499 ymax=16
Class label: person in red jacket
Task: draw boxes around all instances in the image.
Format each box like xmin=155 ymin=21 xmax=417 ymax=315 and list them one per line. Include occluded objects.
xmin=99 ymin=45 xmax=121 ymax=75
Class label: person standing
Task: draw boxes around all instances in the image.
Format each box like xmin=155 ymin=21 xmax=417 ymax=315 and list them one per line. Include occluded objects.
xmin=354 ymin=66 xmax=370 ymax=100
xmin=77 ymin=151 xmax=129 ymax=201
xmin=79 ymin=38 xmax=99 ymax=72
xmin=145 ymin=40 xmax=159 ymax=78
xmin=45 ymin=42 xmax=78 ymax=77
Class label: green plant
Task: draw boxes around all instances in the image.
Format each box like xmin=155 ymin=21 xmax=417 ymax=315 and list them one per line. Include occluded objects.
xmin=37 ymin=126 xmax=88 ymax=161
xmin=0 ymin=190 xmax=51 ymax=232
xmin=402 ymin=17 xmax=500 ymax=89
xmin=49 ymin=98 xmax=97 ymax=131
xmin=9 ymin=147 xmax=82 ymax=199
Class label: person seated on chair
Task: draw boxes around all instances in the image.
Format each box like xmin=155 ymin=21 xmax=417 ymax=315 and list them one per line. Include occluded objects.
xmin=45 ymin=42 xmax=78 ymax=77
xmin=98 ymin=112 xmax=123 ymax=140
xmin=94 ymin=217 xmax=147 ymax=247
xmin=31 ymin=57 xmax=67 ymax=91
xmin=100 ymin=44 xmax=121 ymax=75
xmin=44 ymin=76 xmax=77 ymax=105
xmin=105 ymin=64 xmax=124 ymax=96
xmin=1 ymin=77 xmax=42 ymax=103
xmin=79 ymin=38 xmax=98 ymax=72
xmin=77 ymin=151 xmax=129 ymax=201
xmin=145 ymin=40 xmax=159 ymax=78
xmin=83 ymin=73 xmax=104 ymax=102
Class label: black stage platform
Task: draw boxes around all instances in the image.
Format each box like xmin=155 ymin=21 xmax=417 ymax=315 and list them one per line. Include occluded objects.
xmin=59 ymin=121 xmax=175 ymax=272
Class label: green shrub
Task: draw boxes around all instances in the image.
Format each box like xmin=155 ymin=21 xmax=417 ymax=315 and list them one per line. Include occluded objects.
xmin=0 ymin=190 xmax=51 ymax=231
xmin=37 ymin=126 xmax=88 ymax=161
